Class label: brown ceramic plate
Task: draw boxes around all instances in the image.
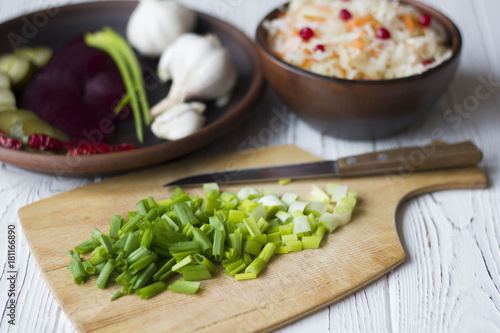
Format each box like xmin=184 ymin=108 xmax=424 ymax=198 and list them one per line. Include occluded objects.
xmin=0 ymin=1 xmax=263 ymax=176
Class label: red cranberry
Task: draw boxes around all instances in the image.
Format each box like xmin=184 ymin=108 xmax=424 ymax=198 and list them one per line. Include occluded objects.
xmin=314 ymin=44 xmax=325 ymax=52
xmin=419 ymin=14 xmax=431 ymax=26
xmin=339 ymin=9 xmax=352 ymax=21
xmin=376 ymin=27 xmax=391 ymax=39
xmin=422 ymin=59 xmax=433 ymax=66
xmin=299 ymin=27 xmax=314 ymax=41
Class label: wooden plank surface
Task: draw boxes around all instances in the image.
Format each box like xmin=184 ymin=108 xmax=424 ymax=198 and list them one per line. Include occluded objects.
xmin=1 ymin=0 xmax=500 ymax=332
xmin=18 ymin=145 xmax=487 ymax=332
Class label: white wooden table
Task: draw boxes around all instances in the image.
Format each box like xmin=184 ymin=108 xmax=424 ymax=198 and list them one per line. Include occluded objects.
xmin=1 ymin=0 xmax=499 ymax=332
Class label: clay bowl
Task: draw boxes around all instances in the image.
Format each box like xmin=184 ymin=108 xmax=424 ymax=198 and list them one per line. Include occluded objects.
xmin=255 ymin=0 xmax=462 ymax=140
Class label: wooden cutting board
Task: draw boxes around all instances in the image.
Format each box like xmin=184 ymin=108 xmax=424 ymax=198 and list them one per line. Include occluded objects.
xmin=18 ymin=145 xmax=487 ymax=333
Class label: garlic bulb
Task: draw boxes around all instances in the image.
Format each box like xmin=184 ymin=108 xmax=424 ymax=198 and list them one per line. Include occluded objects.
xmin=151 ymin=33 xmax=237 ymax=118
xmin=126 ymin=0 xmax=196 ymax=57
xmin=151 ymin=102 xmax=206 ymax=140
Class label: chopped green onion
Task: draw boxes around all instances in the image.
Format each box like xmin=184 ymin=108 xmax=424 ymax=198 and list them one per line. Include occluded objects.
xmin=244 ymin=239 xmax=263 ymax=256
xmin=109 ymin=215 xmax=122 ymax=239
xmin=275 ymin=245 xmax=289 ymax=254
xmin=262 ymin=186 xmax=279 ymax=197
xmin=276 ymin=211 xmax=292 ymax=225
xmin=305 ymin=201 xmax=328 ymax=217
xmin=96 ymin=259 xmax=116 ymax=289
xmin=258 ymin=196 xmax=287 ymax=216
xmin=82 ymin=261 xmax=96 ymax=275
xmin=228 ymin=233 xmax=242 ymax=256
xmin=286 ymin=240 xmax=302 ymax=252
xmin=293 ymin=216 xmax=311 ymax=234
xmin=90 ymin=246 xmax=112 ymax=266
xmin=339 ymin=196 xmax=357 ymax=209
xmin=68 ymin=251 xmax=87 ymax=284
xmin=235 ymin=273 xmax=257 ymax=280
xmin=116 ymin=270 xmax=135 ymax=286
xmin=225 ymin=259 xmax=246 ymax=276
xmin=309 ymin=185 xmax=330 ymax=203
xmin=258 ymin=243 xmax=277 ymax=264
xmin=334 ymin=204 xmax=352 ymax=226
xmin=168 ymin=241 xmax=200 ymax=253
xmin=281 ymin=192 xmax=299 ymax=206
xmin=329 ymin=184 xmax=348 ymax=203
xmin=167 ymin=281 xmax=200 ymax=294
xmin=278 ymin=178 xmax=292 ymax=186
xmin=249 ymin=204 xmax=267 ymax=221
xmin=282 ymin=234 xmax=298 ymax=243
xmin=288 ymin=201 xmax=308 ymax=214
xmin=75 ymin=238 xmax=99 ymax=254
xmin=129 ymin=252 xmax=158 ymax=274
xmin=172 ymin=255 xmax=195 ymax=272
xmin=245 ymin=257 xmax=266 ymax=276
xmin=193 ymin=254 xmax=217 ymax=274
xmin=237 ymin=187 xmax=260 ymax=201
xmin=212 ymin=230 xmax=225 ymax=260
xmin=173 ymin=202 xmax=200 ymax=226
xmin=172 ymin=250 xmax=199 ymax=262
xmin=182 ymin=265 xmax=212 ymax=281
xmin=243 ymin=216 xmax=262 ymax=237
xmin=203 ymin=183 xmax=220 ymax=199
xmin=153 ymin=258 xmax=176 ymax=281
xmin=137 ymin=281 xmax=168 ymax=299
xmin=110 ymin=291 xmax=126 ymax=301
xmin=319 ymin=213 xmax=339 ymax=233
xmin=228 ymin=210 xmax=247 ymax=224
xmin=347 ymin=189 xmax=358 ymax=200
xmin=133 ymin=263 xmax=157 ymax=290
xmin=302 ymin=236 xmax=322 ymax=249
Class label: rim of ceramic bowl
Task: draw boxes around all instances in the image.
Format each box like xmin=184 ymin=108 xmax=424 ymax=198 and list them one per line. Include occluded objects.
xmin=255 ymin=0 xmax=462 ymax=86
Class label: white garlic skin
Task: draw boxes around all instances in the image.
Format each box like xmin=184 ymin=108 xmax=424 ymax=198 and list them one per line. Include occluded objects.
xmin=126 ymin=0 xmax=196 ymax=57
xmin=151 ymin=33 xmax=237 ymax=118
xmin=151 ymin=102 xmax=206 ymax=140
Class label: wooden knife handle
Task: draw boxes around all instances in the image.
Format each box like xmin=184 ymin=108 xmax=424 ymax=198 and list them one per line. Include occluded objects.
xmin=337 ymin=141 xmax=482 ymax=177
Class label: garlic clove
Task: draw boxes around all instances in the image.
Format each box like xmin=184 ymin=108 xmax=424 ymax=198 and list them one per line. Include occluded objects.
xmin=151 ymin=102 xmax=206 ymax=140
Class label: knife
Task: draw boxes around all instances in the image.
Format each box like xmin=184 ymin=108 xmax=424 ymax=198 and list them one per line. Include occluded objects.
xmin=164 ymin=141 xmax=482 ymax=186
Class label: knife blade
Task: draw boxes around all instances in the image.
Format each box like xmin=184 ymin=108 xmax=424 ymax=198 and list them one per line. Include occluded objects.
xmin=164 ymin=141 xmax=482 ymax=186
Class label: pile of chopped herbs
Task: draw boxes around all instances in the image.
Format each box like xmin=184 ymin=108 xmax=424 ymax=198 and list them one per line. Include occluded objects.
xmin=67 ymin=183 xmax=358 ymax=301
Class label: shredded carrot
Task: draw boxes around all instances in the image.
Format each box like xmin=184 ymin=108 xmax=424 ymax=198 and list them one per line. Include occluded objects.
xmin=403 ymin=14 xmax=414 ymax=34
xmin=303 ymin=48 xmax=313 ymax=55
xmin=310 ymin=4 xmax=333 ymax=12
xmin=345 ymin=14 xmax=374 ymax=31
xmin=335 ymin=65 xmax=346 ymax=78
xmin=302 ymin=59 xmax=312 ymax=69
xmin=303 ymin=15 xmax=326 ymax=22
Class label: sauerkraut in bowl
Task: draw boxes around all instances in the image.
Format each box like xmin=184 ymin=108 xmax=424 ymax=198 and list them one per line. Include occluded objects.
xmin=264 ymin=0 xmax=453 ymax=80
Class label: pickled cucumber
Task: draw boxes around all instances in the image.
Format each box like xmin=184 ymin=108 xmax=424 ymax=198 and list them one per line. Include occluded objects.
xmin=15 ymin=46 xmax=53 ymax=68
xmin=0 ymin=72 xmax=9 ymax=89
xmin=0 ymin=109 xmax=38 ymax=134
xmin=0 ymin=89 xmax=16 ymax=111
xmin=19 ymin=118 xmax=70 ymax=142
xmin=0 ymin=54 xmax=36 ymax=91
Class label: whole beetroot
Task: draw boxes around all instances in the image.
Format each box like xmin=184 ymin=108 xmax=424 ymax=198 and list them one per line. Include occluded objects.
xmin=21 ymin=37 xmax=128 ymax=141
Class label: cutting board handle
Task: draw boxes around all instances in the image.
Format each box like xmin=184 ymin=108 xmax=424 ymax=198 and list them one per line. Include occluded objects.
xmin=337 ymin=141 xmax=482 ymax=177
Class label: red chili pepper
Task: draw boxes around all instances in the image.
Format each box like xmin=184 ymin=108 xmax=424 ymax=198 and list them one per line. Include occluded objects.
xmin=68 ymin=142 xmax=137 ymax=155
xmin=0 ymin=129 xmax=8 ymax=136
xmin=0 ymin=137 xmax=23 ymax=150
xmin=27 ymin=134 xmax=67 ymax=152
